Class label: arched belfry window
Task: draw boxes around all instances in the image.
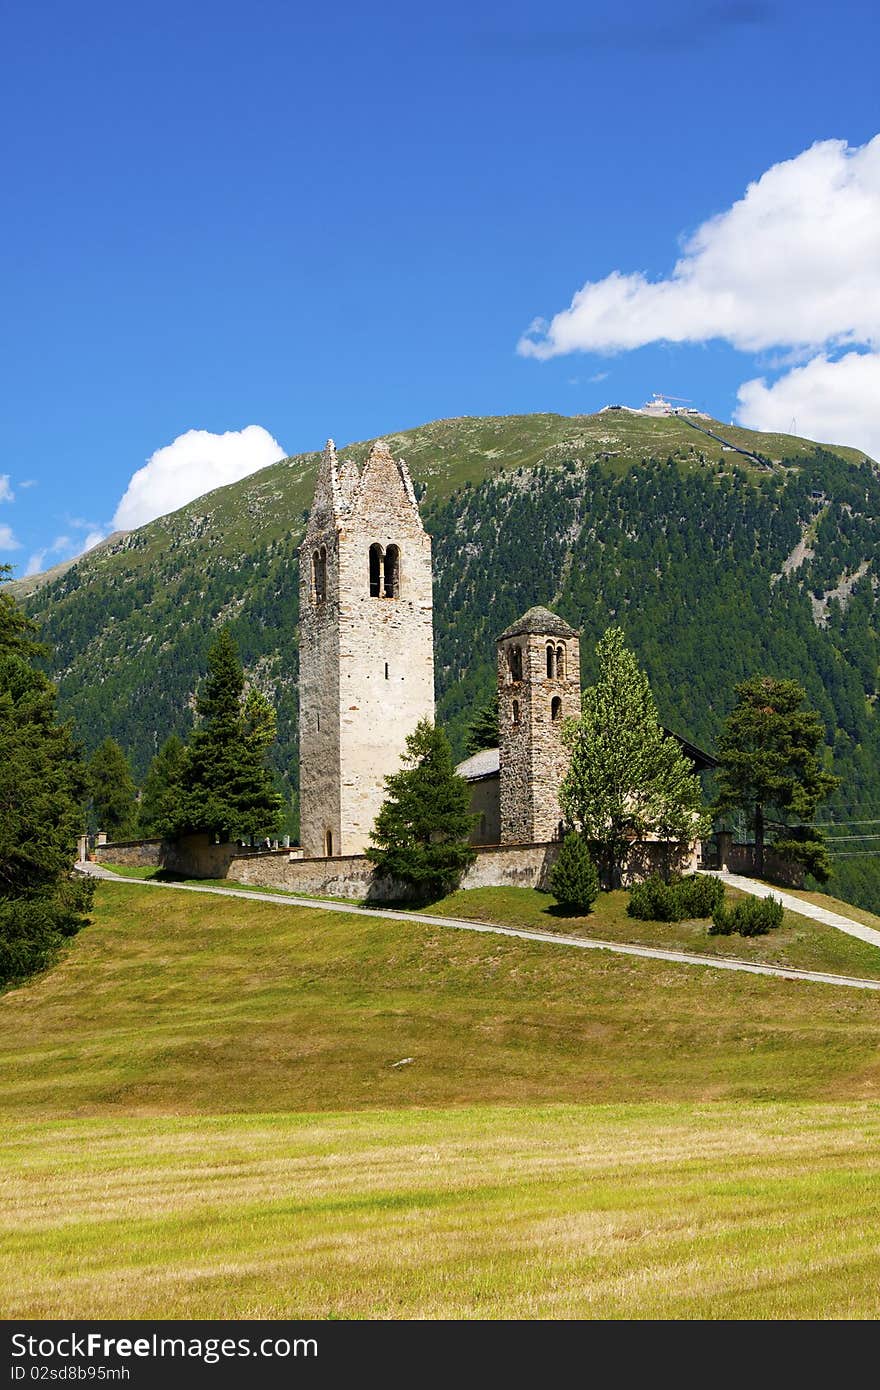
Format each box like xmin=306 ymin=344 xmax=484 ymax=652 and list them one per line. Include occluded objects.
xmin=556 ymin=644 xmax=566 ymax=679
xmin=369 ymin=544 xmax=383 ymax=597
xmin=546 ymin=644 xmax=555 ymax=679
xmin=313 ymin=547 xmax=327 ymax=603
xmin=508 ymin=645 xmax=523 ymax=682
xmin=551 ymin=696 xmax=562 ymax=722
xmin=384 ymin=545 xmax=400 ymax=598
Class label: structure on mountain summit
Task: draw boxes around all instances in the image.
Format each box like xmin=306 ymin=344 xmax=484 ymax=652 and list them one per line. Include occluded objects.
xmin=298 ymin=439 xmax=434 ymax=858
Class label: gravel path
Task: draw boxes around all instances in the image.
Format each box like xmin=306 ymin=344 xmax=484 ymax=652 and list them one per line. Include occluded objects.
xmin=78 ymin=862 xmax=880 ymax=994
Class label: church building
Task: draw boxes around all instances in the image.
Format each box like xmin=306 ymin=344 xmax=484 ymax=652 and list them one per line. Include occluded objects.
xmin=298 ymin=440 xmax=713 ymax=863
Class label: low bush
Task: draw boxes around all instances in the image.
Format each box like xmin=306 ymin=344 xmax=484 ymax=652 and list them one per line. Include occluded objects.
xmin=627 ymin=873 xmax=724 ymax=923
xmin=710 ymin=894 xmax=784 ymax=937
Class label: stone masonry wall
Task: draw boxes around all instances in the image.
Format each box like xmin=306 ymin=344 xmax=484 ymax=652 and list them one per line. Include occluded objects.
xmin=498 ymin=630 xmax=581 ymax=844
xmin=298 ymin=440 xmax=434 ymax=860
xmin=96 ymin=835 xmax=696 ymax=900
xmin=93 ymin=839 xmax=164 ymax=868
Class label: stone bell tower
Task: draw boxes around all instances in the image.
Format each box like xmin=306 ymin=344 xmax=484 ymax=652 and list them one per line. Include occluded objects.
xmin=298 ymin=439 xmax=435 ymax=858
xmin=497 ymin=606 xmax=581 ymax=844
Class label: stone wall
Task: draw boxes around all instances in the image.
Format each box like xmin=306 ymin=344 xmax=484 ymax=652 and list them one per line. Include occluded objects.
xmin=94 ymin=834 xmax=698 ymax=900
xmin=93 ymin=839 xmax=164 ymax=868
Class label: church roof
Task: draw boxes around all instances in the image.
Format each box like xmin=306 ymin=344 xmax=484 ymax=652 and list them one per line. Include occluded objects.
xmin=456 ymin=747 xmax=500 ymax=782
xmin=498 ymin=606 xmax=579 ymax=641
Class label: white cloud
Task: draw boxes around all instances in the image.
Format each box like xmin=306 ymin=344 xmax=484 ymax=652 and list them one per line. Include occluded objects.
xmin=24 ymin=549 xmax=48 ymax=577
xmin=0 ymin=476 xmax=13 ymax=503
xmin=19 ymin=479 xmax=37 ymax=489
xmin=0 ymin=523 xmax=21 ymax=551
xmin=519 ymin=136 xmax=880 ymax=358
xmin=22 ymin=528 xmax=108 ymax=578
xmin=112 ymin=425 xmax=287 ymax=530
xmin=736 ymin=350 xmax=880 ymax=460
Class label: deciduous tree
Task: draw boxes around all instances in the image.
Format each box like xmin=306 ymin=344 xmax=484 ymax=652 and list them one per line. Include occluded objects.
xmin=559 ymin=627 xmax=708 ymax=886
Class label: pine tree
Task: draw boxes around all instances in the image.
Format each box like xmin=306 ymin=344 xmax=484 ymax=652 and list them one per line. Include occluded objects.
xmin=0 ymin=569 xmax=93 ymax=985
xmin=170 ymin=630 xmax=282 ymax=841
xmin=715 ymin=675 xmax=839 ymax=875
xmin=559 ymin=627 xmax=708 ymax=886
xmin=367 ymin=719 xmax=476 ymax=903
xmin=138 ymin=734 xmax=186 ymax=837
xmin=88 ymin=737 xmax=139 ymax=840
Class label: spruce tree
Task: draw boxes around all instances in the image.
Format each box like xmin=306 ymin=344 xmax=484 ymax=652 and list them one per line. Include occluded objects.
xmin=0 ymin=569 xmax=93 ymax=985
xmin=138 ymin=734 xmax=186 ymax=837
xmin=559 ymin=627 xmax=708 ymax=887
xmin=549 ymin=832 xmax=599 ymax=914
xmin=170 ymin=630 xmax=282 ymax=841
xmin=464 ymin=692 xmax=499 ymax=755
xmin=715 ymin=675 xmax=838 ymax=875
xmin=367 ymin=719 xmax=476 ymax=902
xmin=88 ymin=737 xmax=138 ymax=840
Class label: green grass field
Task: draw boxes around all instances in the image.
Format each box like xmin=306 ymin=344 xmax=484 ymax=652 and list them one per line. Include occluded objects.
xmin=5 ymin=879 xmax=880 ymax=1318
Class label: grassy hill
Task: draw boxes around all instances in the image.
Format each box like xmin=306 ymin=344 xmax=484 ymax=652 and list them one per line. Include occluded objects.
xmin=11 ymin=409 xmax=880 ymax=907
xmin=4 ymin=880 xmax=880 ymax=1317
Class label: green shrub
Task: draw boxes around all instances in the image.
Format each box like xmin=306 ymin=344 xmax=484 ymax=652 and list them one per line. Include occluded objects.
xmin=628 ymin=874 xmax=680 ymax=921
xmin=628 ymin=873 xmax=724 ymax=922
xmin=677 ymin=873 xmax=725 ymax=919
xmin=710 ymin=895 xmax=784 ymax=937
xmin=549 ymin=833 xmax=599 ymax=914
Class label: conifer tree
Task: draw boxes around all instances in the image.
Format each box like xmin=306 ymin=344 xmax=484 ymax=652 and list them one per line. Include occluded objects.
xmin=88 ymin=737 xmax=138 ymax=840
xmin=169 ymin=630 xmax=282 ymax=841
xmin=715 ymin=675 xmax=838 ymax=875
xmin=367 ymin=719 xmax=476 ymax=902
xmin=559 ymin=627 xmax=708 ymax=886
xmin=138 ymin=734 xmax=186 ymax=837
xmin=464 ymin=691 xmax=499 ymax=755
xmin=0 ymin=569 xmax=92 ymax=985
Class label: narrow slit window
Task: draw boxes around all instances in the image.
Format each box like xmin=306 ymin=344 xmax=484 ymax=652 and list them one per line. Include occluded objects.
xmin=324 ymin=828 xmax=333 ymax=857
xmin=383 ymin=544 xmax=400 ymax=598
xmin=369 ymin=544 xmax=382 ymax=597
xmin=384 ymin=662 xmax=389 ymax=679
xmin=512 ymin=699 xmax=521 ymax=725
xmin=551 ymin=696 xmax=562 ymax=721
xmin=313 ymin=548 xmax=327 ymax=603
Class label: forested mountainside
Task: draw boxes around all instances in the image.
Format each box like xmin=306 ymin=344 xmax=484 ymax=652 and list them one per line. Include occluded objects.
xmin=13 ymin=410 xmax=880 ymax=908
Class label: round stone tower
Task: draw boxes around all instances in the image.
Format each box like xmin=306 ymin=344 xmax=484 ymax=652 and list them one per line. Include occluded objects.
xmin=497 ymin=606 xmax=581 ymax=844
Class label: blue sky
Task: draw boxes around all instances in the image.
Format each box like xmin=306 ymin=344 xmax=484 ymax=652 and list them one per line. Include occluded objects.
xmin=2 ymin=0 xmax=879 ymax=573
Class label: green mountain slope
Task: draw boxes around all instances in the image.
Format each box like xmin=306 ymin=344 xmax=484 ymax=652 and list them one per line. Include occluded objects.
xmin=13 ymin=410 xmax=880 ymax=904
